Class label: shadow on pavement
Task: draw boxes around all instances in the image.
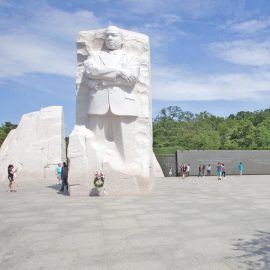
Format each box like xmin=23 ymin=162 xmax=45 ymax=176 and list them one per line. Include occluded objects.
xmin=231 ymin=230 xmax=270 ymax=269
xmin=47 ymin=184 xmax=70 ymax=196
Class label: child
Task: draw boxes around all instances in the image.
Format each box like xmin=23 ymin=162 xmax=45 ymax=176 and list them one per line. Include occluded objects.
xmin=168 ymin=167 xmax=173 ymax=177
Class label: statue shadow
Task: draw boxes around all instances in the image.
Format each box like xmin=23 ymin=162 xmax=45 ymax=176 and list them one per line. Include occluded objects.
xmin=230 ymin=230 xmax=270 ymax=269
xmin=89 ymin=187 xmax=105 ymax=196
xmin=47 ymin=183 xmax=70 ymax=196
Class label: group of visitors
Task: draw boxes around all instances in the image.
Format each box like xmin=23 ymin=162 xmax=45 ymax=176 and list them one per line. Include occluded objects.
xmin=199 ymin=162 xmax=243 ymax=180
xmin=198 ymin=164 xmax=212 ymax=177
xmin=169 ymin=162 xmax=244 ymax=179
xmin=6 ymin=162 xmax=69 ymax=193
xmin=56 ymin=162 xmax=69 ymax=192
xmin=179 ymin=163 xmax=190 ymax=179
xmin=215 ymin=162 xmax=226 ymax=180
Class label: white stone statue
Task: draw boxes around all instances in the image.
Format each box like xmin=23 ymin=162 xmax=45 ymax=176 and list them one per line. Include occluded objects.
xmin=85 ymin=26 xmax=140 ymax=161
xmin=68 ymin=26 xmax=163 ymax=196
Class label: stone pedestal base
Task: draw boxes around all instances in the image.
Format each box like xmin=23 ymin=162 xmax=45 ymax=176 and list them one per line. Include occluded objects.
xmin=67 ymin=126 xmax=154 ymax=196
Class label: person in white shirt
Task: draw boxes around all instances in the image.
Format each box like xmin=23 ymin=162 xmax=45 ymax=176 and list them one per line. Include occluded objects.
xmin=207 ymin=164 xmax=211 ymax=176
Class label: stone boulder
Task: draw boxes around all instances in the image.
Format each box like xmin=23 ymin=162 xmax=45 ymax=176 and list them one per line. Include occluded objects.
xmin=0 ymin=106 xmax=65 ymax=181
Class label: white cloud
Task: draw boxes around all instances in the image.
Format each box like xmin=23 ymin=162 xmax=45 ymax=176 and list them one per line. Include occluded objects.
xmin=209 ymin=39 xmax=270 ymax=66
xmin=229 ymin=19 xmax=270 ymax=34
xmin=0 ymin=34 xmax=75 ymax=78
xmin=130 ymin=14 xmax=186 ymax=51
xmin=28 ymin=8 xmax=101 ymax=41
xmin=162 ymin=14 xmax=182 ymax=25
xmin=0 ymin=2 xmax=102 ymax=79
xmin=152 ymin=65 xmax=270 ymax=101
xmin=2 ymin=0 xmax=269 ymax=105
xmin=118 ymin=0 xmax=234 ymax=18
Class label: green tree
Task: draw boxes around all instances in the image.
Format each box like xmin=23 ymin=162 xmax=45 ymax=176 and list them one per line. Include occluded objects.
xmin=228 ymin=120 xmax=255 ymax=148
xmin=0 ymin=122 xmax=17 ymax=147
xmin=153 ymin=106 xmax=270 ymax=153
xmin=254 ymin=120 xmax=270 ymax=149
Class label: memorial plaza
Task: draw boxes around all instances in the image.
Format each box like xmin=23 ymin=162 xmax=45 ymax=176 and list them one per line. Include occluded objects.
xmin=1 ymin=175 xmax=269 ymax=270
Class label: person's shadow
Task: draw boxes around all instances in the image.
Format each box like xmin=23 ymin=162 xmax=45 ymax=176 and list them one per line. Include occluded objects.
xmin=47 ymin=183 xmax=70 ymax=196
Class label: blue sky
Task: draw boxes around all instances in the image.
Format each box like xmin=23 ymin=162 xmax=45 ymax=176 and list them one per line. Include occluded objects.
xmin=1 ymin=0 xmax=270 ymax=134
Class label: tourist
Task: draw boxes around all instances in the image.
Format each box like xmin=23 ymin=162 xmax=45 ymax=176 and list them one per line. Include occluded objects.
xmin=60 ymin=162 xmax=69 ymax=192
xmin=56 ymin=163 xmax=62 ymax=182
xmin=186 ymin=164 xmax=190 ymax=177
xmin=168 ymin=166 xmax=173 ymax=177
xmin=7 ymin=164 xmax=17 ymax=192
xmin=178 ymin=165 xmax=182 ymax=177
xmin=179 ymin=164 xmax=183 ymax=178
xmin=202 ymin=164 xmax=206 ymax=176
xmin=182 ymin=164 xmax=187 ymax=179
xmin=198 ymin=165 xmax=203 ymax=177
xmin=216 ymin=162 xmax=222 ymax=180
xmin=238 ymin=162 xmax=243 ymax=176
xmin=207 ymin=164 xmax=211 ymax=176
xmin=222 ymin=163 xmax=226 ymax=179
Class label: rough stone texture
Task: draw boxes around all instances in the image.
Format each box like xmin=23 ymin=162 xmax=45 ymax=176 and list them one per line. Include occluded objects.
xmin=1 ymin=175 xmax=270 ymax=269
xmin=177 ymin=150 xmax=270 ymax=175
xmin=68 ymin=27 xmax=163 ymax=196
xmin=0 ymin=106 xmax=65 ymax=181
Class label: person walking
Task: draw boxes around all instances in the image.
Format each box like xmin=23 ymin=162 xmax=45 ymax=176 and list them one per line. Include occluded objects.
xmin=207 ymin=164 xmax=211 ymax=176
xmin=60 ymin=162 xmax=69 ymax=192
xmin=238 ymin=162 xmax=243 ymax=176
xmin=216 ymin=162 xmax=222 ymax=180
xmin=222 ymin=163 xmax=226 ymax=179
xmin=56 ymin=163 xmax=62 ymax=182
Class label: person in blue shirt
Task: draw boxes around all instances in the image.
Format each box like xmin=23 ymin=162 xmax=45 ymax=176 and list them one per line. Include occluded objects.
xmin=216 ymin=162 xmax=222 ymax=180
xmin=238 ymin=162 xmax=243 ymax=176
xmin=56 ymin=163 xmax=62 ymax=182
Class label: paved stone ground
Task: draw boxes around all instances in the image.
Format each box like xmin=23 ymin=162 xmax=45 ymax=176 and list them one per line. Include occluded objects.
xmin=0 ymin=175 xmax=270 ymax=270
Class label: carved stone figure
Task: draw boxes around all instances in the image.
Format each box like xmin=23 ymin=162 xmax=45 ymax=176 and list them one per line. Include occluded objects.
xmin=85 ymin=26 xmax=139 ymax=117
xmin=68 ymin=26 xmax=163 ymax=196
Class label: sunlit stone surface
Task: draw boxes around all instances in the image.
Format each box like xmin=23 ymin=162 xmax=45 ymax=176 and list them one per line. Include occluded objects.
xmin=0 ymin=106 xmax=65 ymax=181
xmin=68 ymin=26 xmax=163 ymax=196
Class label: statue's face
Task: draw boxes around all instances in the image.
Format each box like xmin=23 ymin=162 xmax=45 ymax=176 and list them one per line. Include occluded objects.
xmin=104 ymin=29 xmax=123 ymax=50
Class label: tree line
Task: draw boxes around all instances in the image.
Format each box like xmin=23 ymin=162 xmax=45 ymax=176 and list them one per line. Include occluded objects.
xmin=0 ymin=122 xmax=17 ymax=147
xmin=1 ymin=106 xmax=270 ymax=154
xmin=153 ymin=106 xmax=270 ymax=155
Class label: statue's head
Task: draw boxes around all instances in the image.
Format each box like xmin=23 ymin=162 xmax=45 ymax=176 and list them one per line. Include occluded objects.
xmin=104 ymin=26 xmax=123 ymax=50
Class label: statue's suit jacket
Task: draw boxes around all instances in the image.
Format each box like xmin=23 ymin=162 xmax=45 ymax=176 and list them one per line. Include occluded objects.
xmin=84 ymin=50 xmax=139 ymax=116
